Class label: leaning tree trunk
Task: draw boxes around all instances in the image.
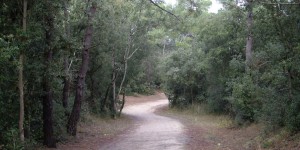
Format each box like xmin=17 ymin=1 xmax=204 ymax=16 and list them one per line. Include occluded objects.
xmin=67 ymin=2 xmax=97 ymax=136
xmin=245 ymin=0 xmax=253 ymax=68
xmin=116 ymin=61 xmax=127 ymax=116
xmin=18 ymin=0 xmax=27 ymax=143
xmin=42 ymin=0 xmax=56 ymax=147
xmin=116 ymin=26 xmax=139 ymax=116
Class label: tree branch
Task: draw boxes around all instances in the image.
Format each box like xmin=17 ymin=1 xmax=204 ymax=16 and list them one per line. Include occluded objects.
xmin=148 ymin=0 xmax=181 ymax=21
xmin=127 ymin=48 xmax=139 ymax=60
xmin=259 ymin=2 xmax=300 ymax=5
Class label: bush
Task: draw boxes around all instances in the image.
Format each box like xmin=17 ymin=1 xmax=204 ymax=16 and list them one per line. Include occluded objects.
xmin=229 ymin=74 xmax=261 ymax=124
xmin=286 ymin=95 xmax=300 ymax=132
xmin=2 ymin=128 xmax=24 ymax=150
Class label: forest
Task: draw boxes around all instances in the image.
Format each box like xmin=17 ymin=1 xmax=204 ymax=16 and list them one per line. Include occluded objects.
xmin=1 ymin=0 xmax=300 ymax=149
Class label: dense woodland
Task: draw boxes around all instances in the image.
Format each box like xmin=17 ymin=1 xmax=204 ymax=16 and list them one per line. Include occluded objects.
xmin=1 ymin=0 xmax=300 ymax=149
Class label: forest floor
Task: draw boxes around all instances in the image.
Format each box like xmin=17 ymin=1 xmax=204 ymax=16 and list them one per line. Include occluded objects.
xmin=157 ymin=105 xmax=262 ymax=150
xmin=42 ymin=92 xmax=300 ymax=150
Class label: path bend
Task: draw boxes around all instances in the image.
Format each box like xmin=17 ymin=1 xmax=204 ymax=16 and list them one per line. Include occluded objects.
xmin=99 ymin=99 xmax=186 ymax=150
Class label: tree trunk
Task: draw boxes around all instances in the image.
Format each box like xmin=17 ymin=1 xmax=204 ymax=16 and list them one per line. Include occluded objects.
xmin=101 ymin=85 xmax=110 ymax=112
xmin=117 ymin=59 xmax=127 ymax=99
xmin=118 ymin=91 xmax=126 ymax=117
xmin=101 ymin=65 xmax=120 ymax=114
xmin=18 ymin=54 xmax=25 ymax=142
xmin=116 ymin=59 xmax=127 ymax=116
xmin=63 ymin=1 xmax=71 ymax=38
xmin=287 ymin=68 xmax=293 ymax=102
xmin=245 ymin=0 xmax=253 ymax=67
xmin=117 ymin=28 xmax=134 ymax=98
xmin=116 ymin=37 xmax=130 ymax=117
xmin=18 ymin=0 xmax=27 ymax=142
xmin=88 ymin=72 xmax=95 ymax=110
xmin=162 ymin=41 xmax=166 ymax=56
xmin=116 ymin=27 xmax=139 ymax=116
xmin=62 ymin=58 xmax=70 ymax=108
xmin=42 ymin=1 xmax=56 ymax=146
xmin=67 ymin=2 xmax=97 ymax=136
xmin=42 ymin=75 xmax=56 ymax=148
xmin=62 ymin=1 xmax=70 ymax=109
xmin=146 ymin=60 xmax=151 ymax=83
xmin=111 ymin=48 xmax=117 ymax=118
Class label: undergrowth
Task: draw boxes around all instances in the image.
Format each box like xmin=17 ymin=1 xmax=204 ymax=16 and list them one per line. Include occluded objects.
xmin=165 ymin=103 xmax=300 ymax=149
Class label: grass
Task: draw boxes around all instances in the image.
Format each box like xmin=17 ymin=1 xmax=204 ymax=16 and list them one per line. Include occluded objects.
xmin=165 ymin=104 xmax=235 ymax=128
xmin=260 ymin=128 xmax=300 ymax=149
xmin=160 ymin=103 xmax=300 ymax=150
xmin=78 ymin=112 xmax=133 ymax=137
xmin=157 ymin=104 xmax=262 ymax=150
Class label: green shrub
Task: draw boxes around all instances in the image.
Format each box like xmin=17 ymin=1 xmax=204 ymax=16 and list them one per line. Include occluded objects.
xmin=229 ymin=74 xmax=261 ymax=124
xmin=2 ymin=128 xmax=24 ymax=150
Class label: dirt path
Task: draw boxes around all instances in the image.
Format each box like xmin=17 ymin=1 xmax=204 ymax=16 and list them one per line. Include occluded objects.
xmin=42 ymin=92 xmax=299 ymax=150
xmin=42 ymin=92 xmax=265 ymax=150
xmin=98 ymin=94 xmax=187 ymax=150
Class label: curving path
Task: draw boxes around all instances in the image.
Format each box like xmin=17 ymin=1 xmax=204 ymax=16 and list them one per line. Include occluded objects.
xmin=99 ymin=99 xmax=186 ymax=150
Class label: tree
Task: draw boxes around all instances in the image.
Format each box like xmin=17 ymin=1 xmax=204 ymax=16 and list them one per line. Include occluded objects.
xmin=67 ymin=2 xmax=97 ymax=136
xmin=245 ymin=0 xmax=253 ymax=67
xmin=42 ymin=0 xmax=56 ymax=147
xmin=18 ymin=0 xmax=27 ymax=142
xmin=62 ymin=0 xmax=71 ymax=109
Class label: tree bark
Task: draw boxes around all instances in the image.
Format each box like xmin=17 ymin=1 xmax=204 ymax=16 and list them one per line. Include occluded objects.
xmin=63 ymin=1 xmax=71 ymax=38
xmin=117 ymin=59 xmax=127 ymax=99
xmin=100 ymin=85 xmax=111 ymax=112
xmin=18 ymin=54 xmax=24 ymax=142
xmin=118 ymin=91 xmax=126 ymax=117
xmin=62 ymin=58 xmax=70 ymax=108
xmin=42 ymin=0 xmax=56 ymax=146
xmin=67 ymin=2 xmax=97 ymax=136
xmin=100 ymin=66 xmax=120 ymax=113
xmin=18 ymin=0 xmax=27 ymax=142
xmin=162 ymin=41 xmax=166 ymax=56
xmin=62 ymin=0 xmax=70 ymax=109
xmin=245 ymin=0 xmax=253 ymax=67
xmin=88 ymin=72 xmax=95 ymax=109
xmin=111 ymin=48 xmax=117 ymax=118
xmin=116 ymin=27 xmax=139 ymax=116
xmin=117 ymin=29 xmax=133 ymax=98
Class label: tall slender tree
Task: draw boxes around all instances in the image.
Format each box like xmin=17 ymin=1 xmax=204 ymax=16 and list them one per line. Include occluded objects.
xmin=245 ymin=0 xmax=253 ymax=67
xmin=111 ymin=47 xmax=117 ymax=118
xmin=42 ymin=0 xmax=56 ymax=147
xmin=18 ymin=0 xmax=27 ymax=143
xmin=67 ymin=2 xmax=97 ymax=136
xmin=62 ymin=0 xmax=71 ymax=109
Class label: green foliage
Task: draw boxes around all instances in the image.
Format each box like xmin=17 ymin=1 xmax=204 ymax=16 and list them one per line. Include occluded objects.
xmin=161 ymin=44 xmax=207 ymax=108
xmin=229 ymin=74 xmax=261 ymax=124
xmin=0 ymin=36 xmax=20 ymax=148
xmin=159 ymin=0 xmax=300 ymax=134
xmin=2 ymin=128 xmax=24 ymax=150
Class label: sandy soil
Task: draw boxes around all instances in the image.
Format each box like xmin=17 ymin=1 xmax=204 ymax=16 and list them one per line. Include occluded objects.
xmin=43 ymin=92 xmax=185 ymax=150
xmin=98 ymin=92 xmax=186 ymax=150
